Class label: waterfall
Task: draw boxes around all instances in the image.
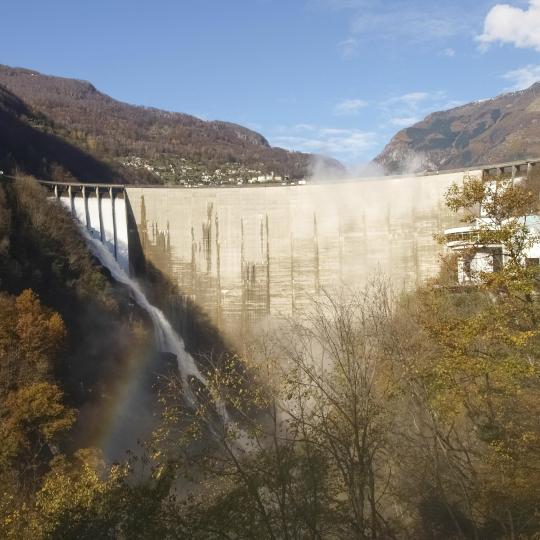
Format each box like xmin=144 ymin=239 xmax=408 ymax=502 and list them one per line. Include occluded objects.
xmin=81 ymin=228 xmax=206 ymax=402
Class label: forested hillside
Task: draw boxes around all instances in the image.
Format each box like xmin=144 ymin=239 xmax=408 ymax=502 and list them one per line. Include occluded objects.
xmin=0 ymin=177 xmax=157 ymax=447
xmin=0 ymin=86 xmax=119 ymax=183
xmin=0 ymin=65 xmax=343 ymax=185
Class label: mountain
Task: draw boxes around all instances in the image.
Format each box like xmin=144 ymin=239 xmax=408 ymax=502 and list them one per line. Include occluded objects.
xmin=0 ymin=85 xmax=120 ymax=183
xmin=376 ymin=83 xmax=540 ymax=173
xmin=0 ymin=65 xmax=343 ymax=184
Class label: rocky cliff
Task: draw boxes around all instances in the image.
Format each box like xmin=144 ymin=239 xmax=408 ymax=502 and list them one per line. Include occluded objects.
xmin=376 ymin=83 xmax=540 ymax=173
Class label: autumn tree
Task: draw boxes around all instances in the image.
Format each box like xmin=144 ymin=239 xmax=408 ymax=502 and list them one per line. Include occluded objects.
xmin=385 ymin=174 xmax=540 ymax=539
xmin=154 ymin=284 xmax=399 ymax=539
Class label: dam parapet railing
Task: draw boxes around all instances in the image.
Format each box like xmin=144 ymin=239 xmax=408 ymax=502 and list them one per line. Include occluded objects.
xmin=36 ymin=157 xmax=540 ymax=192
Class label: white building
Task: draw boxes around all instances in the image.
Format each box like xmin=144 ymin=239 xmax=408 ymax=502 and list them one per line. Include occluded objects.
xmin=444 ymin=177 xmax=540 ymax=283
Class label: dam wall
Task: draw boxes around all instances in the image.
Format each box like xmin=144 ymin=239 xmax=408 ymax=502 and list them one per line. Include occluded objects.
xmin=125 ymin=169 xmax=481 ymax=341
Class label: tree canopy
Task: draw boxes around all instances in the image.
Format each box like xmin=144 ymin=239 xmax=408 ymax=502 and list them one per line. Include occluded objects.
xmin=1 ymin=174 xmax=540 ymax=539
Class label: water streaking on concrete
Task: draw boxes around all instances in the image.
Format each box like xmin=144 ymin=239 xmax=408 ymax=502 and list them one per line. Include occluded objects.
xmin=46 ymin=162 xmax=536 ymax=347
xmin=126 ymin=170 xmax=474 ymax=344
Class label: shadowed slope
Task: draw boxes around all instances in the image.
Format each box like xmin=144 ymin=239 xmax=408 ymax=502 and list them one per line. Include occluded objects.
xmin=0 ymin=85 xmax=121 ymax=182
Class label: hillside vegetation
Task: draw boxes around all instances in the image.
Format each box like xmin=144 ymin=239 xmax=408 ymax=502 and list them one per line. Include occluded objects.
xmin=0 ymin=177 xmax=157 ymax=443
xmin=0 ymin=65 xmax=343 ymax=185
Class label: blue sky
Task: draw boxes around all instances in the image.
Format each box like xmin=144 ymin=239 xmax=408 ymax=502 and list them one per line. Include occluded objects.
xmin=2 ymin=0 xmax=540 ymax=165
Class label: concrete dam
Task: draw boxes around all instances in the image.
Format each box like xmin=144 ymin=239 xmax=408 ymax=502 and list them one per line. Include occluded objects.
xmin=44 ymin=160 xmax=535 ymax=345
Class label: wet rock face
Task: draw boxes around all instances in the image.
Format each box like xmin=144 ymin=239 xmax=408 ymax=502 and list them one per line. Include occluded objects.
xmin=376 ymin=82 xmax=540 ymax=174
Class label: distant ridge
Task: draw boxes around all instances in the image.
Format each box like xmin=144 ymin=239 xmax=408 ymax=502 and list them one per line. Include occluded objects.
xmin=376 ymin=82 xmax=540 ymax=174
xmin=0 ymin=64 xmax=344 ymax=184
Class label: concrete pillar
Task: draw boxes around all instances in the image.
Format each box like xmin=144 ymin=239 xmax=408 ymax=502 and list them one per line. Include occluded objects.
xmin=110 ymin=187 xmax=118 ymax=260
xmin=527 ymin=162 xmax=534 ymax=180
xmin=512 ymin=165 xmax=518 ymax=180
xmin=83 ymin=186 xmax=90 ymax=229
xmin=68 ymin=185 xmax=75 ymax=214
xmin=54 ymin=184 xmax=59 ymax=198
xmin=498 ymin=167 xmax=505 ymax=176
xmin=96 ymin=187 xmax=104 ymax=242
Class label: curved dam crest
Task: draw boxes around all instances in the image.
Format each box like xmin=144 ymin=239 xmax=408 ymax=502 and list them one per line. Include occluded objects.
xmin=51 ymin=162 xmax=540 ymax=345
xmin=47 ymin=168 xmax=507 ymax=343
xmin=124 ymin=169 xmax=477 ymax=343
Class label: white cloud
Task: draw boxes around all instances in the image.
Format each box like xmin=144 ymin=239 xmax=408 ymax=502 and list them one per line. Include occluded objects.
xmin=503 ymin=64 xmax=540 ymax=90
xmin=292 ymin=123 xmax=317 ymax=131
xmin=338 ymin=37 xmax=359 ymax=56
xmin=269 ymin=88 xmax=462 ymax=163
xmin=307 ymin=0 xmax=364 ymax=10
xmin=334 ymin=98 xmax=368 ymax=115
xmin=387 ymin=91 xmax=431 ymax=105
xmin=478 ymin=1 xmax=540 ymax=51
xmin=379 ymin=90 xmax=455 ymax=130
xmin=389 ymin=116 xmax=420 ymax=127
xmin=351 ymin=6 xmax=472 ymax=43
xmin=442 ymin=99 xmax=464 ymax=109
xmin=271 ymin=124 xmax=376 ymax=161
xmin=311 ymin=1 xmax=487 ymax=57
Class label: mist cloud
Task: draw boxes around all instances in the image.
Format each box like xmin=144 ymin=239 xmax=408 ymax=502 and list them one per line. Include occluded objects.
xmin=271 ymin=124 xmax=377 ymax=163
xmin=334 ymin=98 xmax=368 ymax=115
